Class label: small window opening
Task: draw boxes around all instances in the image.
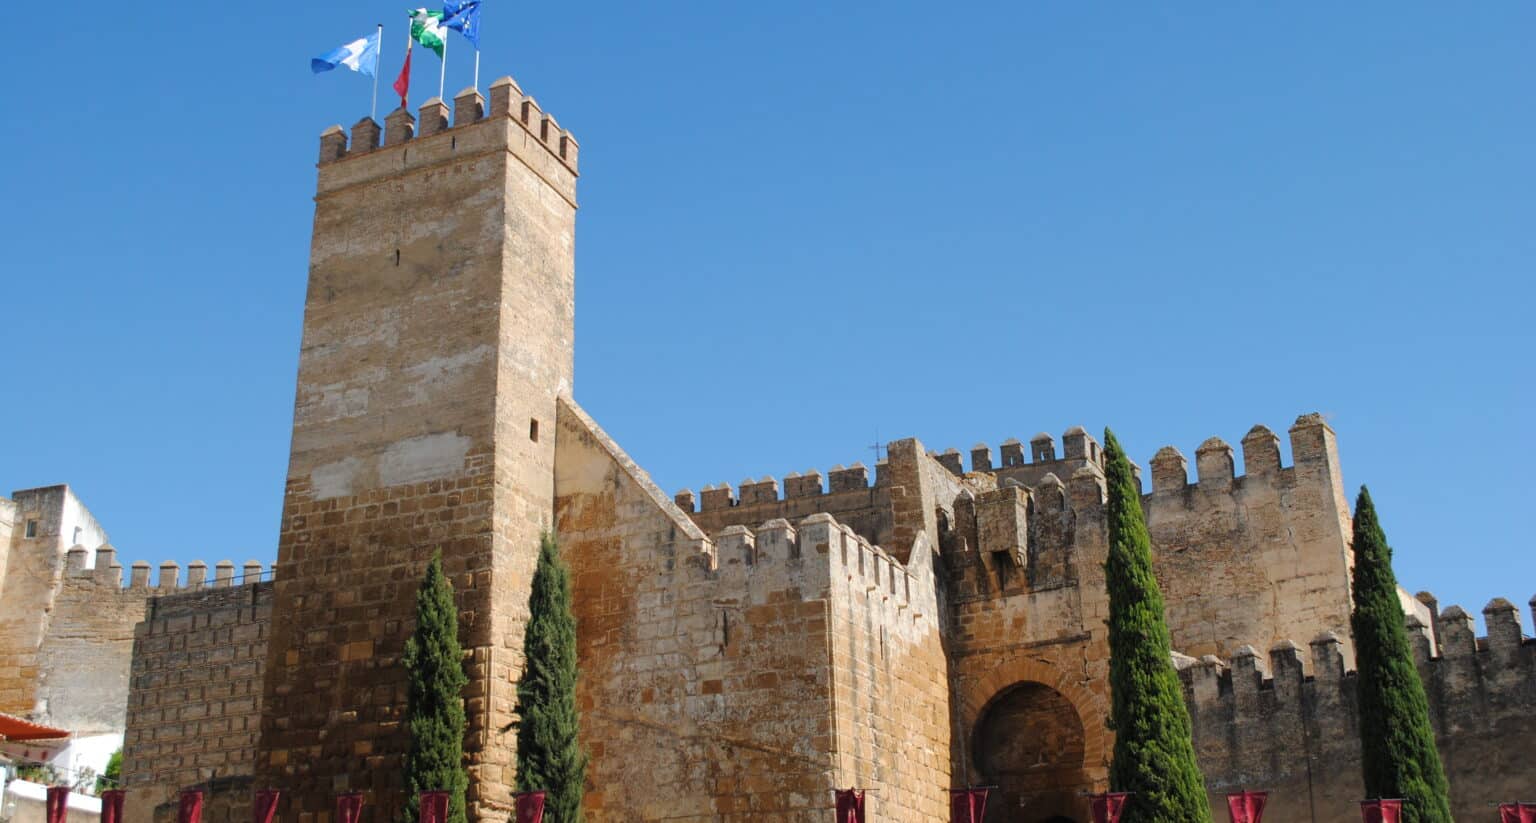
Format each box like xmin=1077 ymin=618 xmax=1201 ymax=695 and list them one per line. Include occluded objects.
xmin=394 ymin=249 xmax=401 ymax=266
xmin=25 ymin=520 xmax=38 ymax=538
xmin=529 ymin=418 xmax=539 ymax=442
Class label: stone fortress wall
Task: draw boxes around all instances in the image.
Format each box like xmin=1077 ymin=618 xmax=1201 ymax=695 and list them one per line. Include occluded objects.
xmin=554 ymin=399 xmax=951 ymax=823
xmin=662 ymin=414 xmax=1512 ymax=822
xmin=1180 ymin=596 xmax=1536 ymax=823
xmin=13 ymin=418 xmax=1532 ymax=823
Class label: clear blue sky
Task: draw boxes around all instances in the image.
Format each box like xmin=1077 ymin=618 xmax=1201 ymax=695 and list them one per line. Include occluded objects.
xmin=3 ymin=3 xmax=1531 ymax=628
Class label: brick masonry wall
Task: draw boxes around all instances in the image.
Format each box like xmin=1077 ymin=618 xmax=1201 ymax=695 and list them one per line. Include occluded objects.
xmin=122 ymin=582 xmax=272 ymax=823
xmin=1182 ymin=598 xmax=1536 ymax=823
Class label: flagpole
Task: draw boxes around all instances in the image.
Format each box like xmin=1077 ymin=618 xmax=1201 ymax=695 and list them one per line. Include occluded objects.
xmin=438 ymin=28 xmax=447 ymax=101
xmin=370 ymin=23 xmax=382 ymax=122
xmin=401 ymin=22 xmax=414 ymax=109
xmin=473 ymin=51 xmax=479 ymax=91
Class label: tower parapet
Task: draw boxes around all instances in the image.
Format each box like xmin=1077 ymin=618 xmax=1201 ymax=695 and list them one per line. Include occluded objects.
xmin=1144 ymin=414 xmax=1356 ymax=661
xmin=315 ymin=76 xmax=578 ymax=205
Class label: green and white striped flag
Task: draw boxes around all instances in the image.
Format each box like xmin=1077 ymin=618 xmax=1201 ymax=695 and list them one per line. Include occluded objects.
xmin=409 ymin=8 xmax=446 ymax=58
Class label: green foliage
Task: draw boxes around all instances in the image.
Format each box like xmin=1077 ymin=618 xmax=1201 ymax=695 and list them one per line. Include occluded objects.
xmin=514 ymin=532 xmax=586 ymax=823
xmin=1102 ymin=429 xmax=1212 ymax=823
xmin=96 ymin=748 xmax=123 ymax=794
xmin=402 ymin=553 xmax=469 ymax=823
xmin=1350 ymin=487 xmax=1453 ymax=823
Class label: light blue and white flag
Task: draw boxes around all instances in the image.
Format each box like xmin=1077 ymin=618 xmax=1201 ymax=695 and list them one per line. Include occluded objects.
xmin=442 ymin=0 xmax=481 ymax=49
xmin=311 ymin=31 xmax=382 ymax=76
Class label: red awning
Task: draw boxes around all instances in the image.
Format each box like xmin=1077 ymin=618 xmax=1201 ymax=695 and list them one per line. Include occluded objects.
xmin=0 ymin=712 xmax=70 ymax=742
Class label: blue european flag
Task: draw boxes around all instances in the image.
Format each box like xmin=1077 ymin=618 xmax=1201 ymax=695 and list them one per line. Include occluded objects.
xmin=442 ymin=0 xmax=481 ymax=49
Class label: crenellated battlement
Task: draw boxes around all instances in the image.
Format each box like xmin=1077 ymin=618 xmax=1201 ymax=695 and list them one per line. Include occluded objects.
xmin=1146 ymin=415 xmax=1331 ymax=494
xmin=312 ymin=74 xmax=579 ymax=211
xmin=1178 ymin=594 xmax=1536 ymax=717
xmin=676 ymin=460 xmax=889 ymax=514
xmin=61 ymin=545 xmax=271 ymax=594
xmin=963 ymin=425 xmax=1104 ymax=474
xmin=690 ymin=511 xmax=939 ymax=642
xmin=1403 ymin=594 xmax=1535 ymax=663
xmin=318 ymin=77 xmax=577 ymax=171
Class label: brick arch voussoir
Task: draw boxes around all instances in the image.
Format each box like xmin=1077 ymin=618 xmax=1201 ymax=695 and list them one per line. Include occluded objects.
xmin=962 ymin=657 xmax=1111 ymax=770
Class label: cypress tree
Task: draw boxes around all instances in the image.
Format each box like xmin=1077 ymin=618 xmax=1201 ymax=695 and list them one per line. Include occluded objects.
xmin=1102 ymin=428 xmax=1211 ymax=823
xmin=402 ymin=553 xmax=469 ymax=823
xmin=1350 ymin=487 xmax=1453 ymax=823
xmin=515 ymin=532 xmax=586 ymax=823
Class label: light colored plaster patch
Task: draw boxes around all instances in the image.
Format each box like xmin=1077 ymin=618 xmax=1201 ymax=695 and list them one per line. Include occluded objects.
xmin=379 ymin=432 xmax=471 ymax=487
xmin=311 ymin=456 xmax=365 ymax=500
xmin=403 ymin=345 xmax=494 ymax=405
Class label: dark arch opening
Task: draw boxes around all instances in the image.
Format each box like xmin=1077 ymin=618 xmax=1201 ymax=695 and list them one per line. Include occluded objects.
xmin=973 ymin=681 xmax=1090 ymax=823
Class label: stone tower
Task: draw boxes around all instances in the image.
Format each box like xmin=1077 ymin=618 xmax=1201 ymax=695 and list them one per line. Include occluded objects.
xmin=256 ymin=78 xmax=579 ymax=822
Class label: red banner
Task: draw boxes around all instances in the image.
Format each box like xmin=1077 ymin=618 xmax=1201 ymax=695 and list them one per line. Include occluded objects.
xmin=949 ymin=788 xmax=989 ymax=823
xmin=419 ymin=791 xmax=449 ymax=823
xmin=178 ymin=791 xmax=204 ymax=823
xmin=1499 ymin=803 xmax=1536 ymax=823
xmin=46 ymin=786 xmax=69 ymax=823
xmin=513 ymin=792 xmax=545 ymax=823
xmin=1090 ymin=792 xmax=1132 ymax=823
xmin=1359 ymin=799 xmax=1402 ymax=823
xmin=254 ymin=791 xmax=281 ymax=823
xmin=1226 ymin=791 xmax=1267 ymax=823
xmin=834 ymin=789 xmax=865 ymax=823
xmin=101 ymin=790 xmax=125 ymax=823
xmin=336 ymin=794 xmax=364 ymax=823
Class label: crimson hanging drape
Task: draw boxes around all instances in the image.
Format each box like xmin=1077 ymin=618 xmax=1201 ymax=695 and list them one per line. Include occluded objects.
xmin=949 ymin=788 xmax=988 ymax=823
xmin=418 ymin=791 xmax=449 ymax=823
xmin=1226 ymin=791 xmax=1268 ymax=823
xmin=336 ymin=793 xmax=364 ymax=823
xmin=834 ymin=789 xmax=865 ymax=823
xmin=1359 ymin=799 xmax=1402 ymax=823
xmin=178 ymin=791 xmax=203 ymax=823
xmin=253 ymin=791 xmax=280 ymax=823
xmin=46 ymin=786 xmax=70 ymax=823
xmin=1090 ymin=792 xmax=1131 ymax=823
xmin=513 ymin=791 xmax=545 ymax=823
xmin=1499 ymin=803 xmax=1536 ymax=823
xmin=100 ymin=790 xmax=125 ymax=823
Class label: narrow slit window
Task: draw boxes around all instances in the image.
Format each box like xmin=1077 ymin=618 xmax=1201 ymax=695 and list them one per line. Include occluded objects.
xmin=529 ymin=418 xmax=539 ymax=442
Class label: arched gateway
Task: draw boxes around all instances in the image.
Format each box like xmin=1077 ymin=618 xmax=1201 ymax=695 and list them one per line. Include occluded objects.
xmin=958 ymin=656 xmax=1110 ymax=823
xmin=973 ymin=681 xmax=1092 ymax=822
